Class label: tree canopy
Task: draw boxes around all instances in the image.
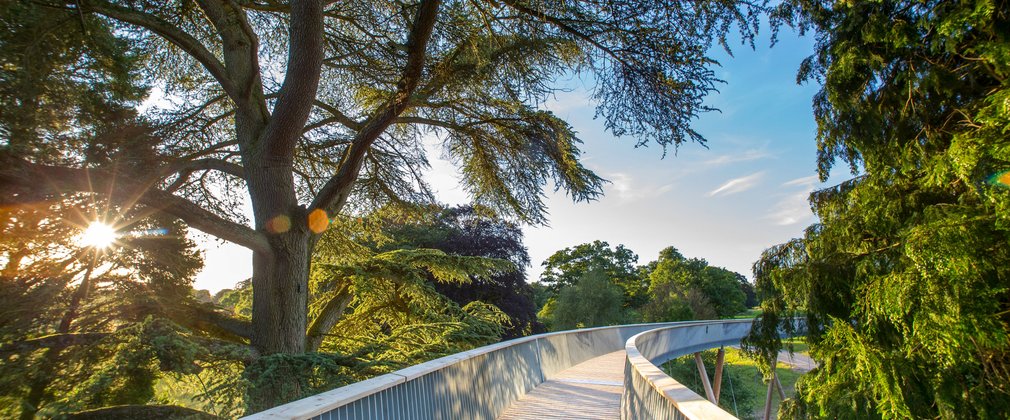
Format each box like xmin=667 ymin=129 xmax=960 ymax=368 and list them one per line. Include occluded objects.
xmin=2 ymin=0 xmax=773 ymax=414
xmin=641 ymin=246 xmax=748 ymax=322
xmin=542 ymin=269 xmax=626 ymax=330
xmin=745 ymin=1 xmax=1010 ymax=418
xmin=539 ymin=240 xmax=647 ymax=308
xmin=0 ymin=0 xmax=766 ymax=359
xmin=380 ymin=205 xmax=543 ymax=338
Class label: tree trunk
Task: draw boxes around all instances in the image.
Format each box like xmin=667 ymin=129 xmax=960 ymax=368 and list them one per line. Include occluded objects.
xmin=245 ymin=161 xmax=310 ymax=356
xmin=250 ymin=231 xmax=309 ymax=355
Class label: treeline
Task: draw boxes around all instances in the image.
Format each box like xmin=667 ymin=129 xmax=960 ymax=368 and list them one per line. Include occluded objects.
xmin=533 ymin=241 xmax=756 ymax=331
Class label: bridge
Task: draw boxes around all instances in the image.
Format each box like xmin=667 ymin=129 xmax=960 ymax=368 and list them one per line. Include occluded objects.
xmin=244 ymin=319 xmax=796 ymax=420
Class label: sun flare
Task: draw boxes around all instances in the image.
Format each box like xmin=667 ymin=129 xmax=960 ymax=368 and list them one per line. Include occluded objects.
xmin=80 ymin=222 xmax=117 ymax=249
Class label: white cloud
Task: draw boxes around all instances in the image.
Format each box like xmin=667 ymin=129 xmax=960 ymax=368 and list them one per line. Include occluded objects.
xmin=604 ymin=172 xmax=674 ymax=202
xmin=782 ymin=175 xmax=818 ymax=187
xmin=702 ymin=149 xmax=772 ymax=166
xmin=708 ymin=171 xmax=765 ymax=197
xmin=768 ymin=191 xmax=813 ymax=225
xmin=766 ymin=175 xmax=820 ymax=225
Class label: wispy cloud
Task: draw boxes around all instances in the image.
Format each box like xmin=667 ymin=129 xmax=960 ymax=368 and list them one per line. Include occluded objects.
xmin=782 ymin=175 xmax=818 ymax=187
xmin=767 ymin=176 xmax=819 ymax=225
xmin=605 ymin=172 xmax=674 ymax=202
xmin=702 ymin=149 xmax=772 ymax=166
xmin=708 ymin=171 xmax=765 ymax=197
xmin=768 ymin=191 xmax=813 ymax=225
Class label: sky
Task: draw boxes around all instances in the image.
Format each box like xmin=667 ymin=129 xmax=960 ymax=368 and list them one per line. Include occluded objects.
xmin=192 ymin=27 xmax=849 ymax=293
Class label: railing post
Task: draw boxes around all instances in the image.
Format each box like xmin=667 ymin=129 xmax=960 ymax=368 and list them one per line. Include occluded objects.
xmin=774 ymin=374 xmax=787 ymax=400
xmin=713 ymin=347 xmax=725 ymax=403
xmin=694 ymin=352 xmax=717 ymax=404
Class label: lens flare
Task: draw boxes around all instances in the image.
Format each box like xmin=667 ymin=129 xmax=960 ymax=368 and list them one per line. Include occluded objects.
xmin=307 ymin=209 xmax=329 ymax=234
xmin=987 ymin=170 xmax=1010 ymax=188
xmin=266 ymin=215 xmax=291 ymax=233
xmin=80 ymin=222 xmax=117 ymax=249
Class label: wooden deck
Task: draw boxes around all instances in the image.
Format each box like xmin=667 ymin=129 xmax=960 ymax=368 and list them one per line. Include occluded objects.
xmin=497 ymin=350 xmax=626 ymax=420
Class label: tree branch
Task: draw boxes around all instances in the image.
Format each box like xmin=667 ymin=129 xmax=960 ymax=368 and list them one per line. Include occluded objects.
xmin=257 ymin=0 xmax=325 ymax=162
xmin=0 ymin=333 xmax=108 ymax=358
xmin=163 ymin=158 xmax=246 ymax=180
xmin=309 ymin=0 xmax=442 ymax=214
xmin=194 ymin=0 xmax=270 ymax=126
xmin=310 ymin=100 xmax=364 ymax=131
xmin=499 ymin=0 xmax=640 ymax=73
xmin=305 ymin=281 xmax=352 ymax=351
xmin=75 ymin=0 xmax=241 ymax=101
xmin=0 ymin=152 xmax=270 ymax=254
xmin=175 ymin=303 xmax=253 ymax=340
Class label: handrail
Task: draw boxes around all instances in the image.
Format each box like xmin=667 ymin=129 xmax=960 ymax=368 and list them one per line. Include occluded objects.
xmin=622 ymin=320 xmax=756 ymax=419
xmin=243 ymin=319 xmax=787 ymax=420
xmin=243 ymin=321 xmax=693 ymax=419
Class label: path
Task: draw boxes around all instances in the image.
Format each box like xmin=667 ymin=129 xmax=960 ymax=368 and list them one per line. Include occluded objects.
xmin=778 ymin=350 xmax=816 ymax=372
xmin=497 ymin=350 xmax=626 ymax=420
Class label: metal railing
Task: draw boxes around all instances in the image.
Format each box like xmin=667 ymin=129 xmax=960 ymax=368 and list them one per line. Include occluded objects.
xmin=622 ymin=320 xmax=757 ymax=420
xmin=243 ymin=320 xmax=770 ymax=420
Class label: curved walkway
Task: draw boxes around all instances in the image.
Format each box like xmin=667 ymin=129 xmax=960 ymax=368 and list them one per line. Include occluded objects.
xmin=497 ymin=350 xmax=625 ymax=419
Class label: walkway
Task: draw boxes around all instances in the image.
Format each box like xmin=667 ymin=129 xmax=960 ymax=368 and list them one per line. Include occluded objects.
xmin=778 ymin=349 xmax=817 ymax=372
xmin=497 ymin=350 xmax=625 ymax=420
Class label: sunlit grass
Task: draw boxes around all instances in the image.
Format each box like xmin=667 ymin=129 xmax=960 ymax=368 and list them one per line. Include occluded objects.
xmin=663 ymin=346 xmax=806 ymax=419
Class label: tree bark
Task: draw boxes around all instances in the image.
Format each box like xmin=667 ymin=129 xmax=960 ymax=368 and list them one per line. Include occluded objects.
xmin=250 ymin=226 xmax=311 ymax=355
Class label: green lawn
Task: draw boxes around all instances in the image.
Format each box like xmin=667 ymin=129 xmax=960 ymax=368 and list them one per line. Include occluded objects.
xmin=730 ymin=307 xmax=762 ymax=319
xmin=662 ymin=346 xmax=805 ymax=419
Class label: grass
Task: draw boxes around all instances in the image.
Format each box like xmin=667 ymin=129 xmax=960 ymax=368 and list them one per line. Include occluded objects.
xmin=781 ymin=336 xmax=809 ymax=354
xmin=662 ymin=346 xmax=805 ymax=419
xmin=730 ymin=307 xmax=762 ymax=319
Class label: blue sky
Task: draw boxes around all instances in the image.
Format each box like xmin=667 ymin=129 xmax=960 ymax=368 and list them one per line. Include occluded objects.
xmin=193 ymin=27 xmax=848 ymax=292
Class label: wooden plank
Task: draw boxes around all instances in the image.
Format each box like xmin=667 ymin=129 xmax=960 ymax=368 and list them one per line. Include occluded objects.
xmin=497 ymin=350 xmax=626 ymax=419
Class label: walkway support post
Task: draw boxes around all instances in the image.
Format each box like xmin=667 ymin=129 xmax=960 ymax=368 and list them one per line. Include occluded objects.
xmin=694 ymin=352 xmax=717 ymax=404
xmin=762 ymin=355 xmax=779 ymax=420
xmin=713 ymin=347 xmax=725 ymax=402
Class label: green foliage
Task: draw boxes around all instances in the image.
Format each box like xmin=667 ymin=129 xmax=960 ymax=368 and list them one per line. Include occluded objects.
xmin=241 ymin=353 xmax=362 ymax=414
xmin=747 ymin=1 xmax=1010 ymax=418
xmin=642 ymin=247 xmax=748 ymax=322
xmin=540 ymin=240 xmax=648 ymax=308
xmin=0 ymin=0 xmax=145 ymax=160
xmin=378 ymin=205 xmax=543 ymax=338
xmin=312 ymin=246 xmax=511 ymax=354
xmin=545 ymin=270 xmax=626 ymax=330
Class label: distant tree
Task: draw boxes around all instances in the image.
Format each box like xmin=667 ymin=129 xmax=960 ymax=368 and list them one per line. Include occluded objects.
xmin=540 ymin=240 xmax=648 ymax=308
xmin=738 ymin=276 xmax=758 ymax=308
xmin=642 ymin=247 xmax=746 ymax=322
xmin=529 ymin=282 xmax=552 ymax=312
xmin=744 ymin=1 xmax=1010 ymax=418
xmin=380 ymin=205 xmax=543 ymax=338
xmin=546 ymin=270 xmax=625 ymax=330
